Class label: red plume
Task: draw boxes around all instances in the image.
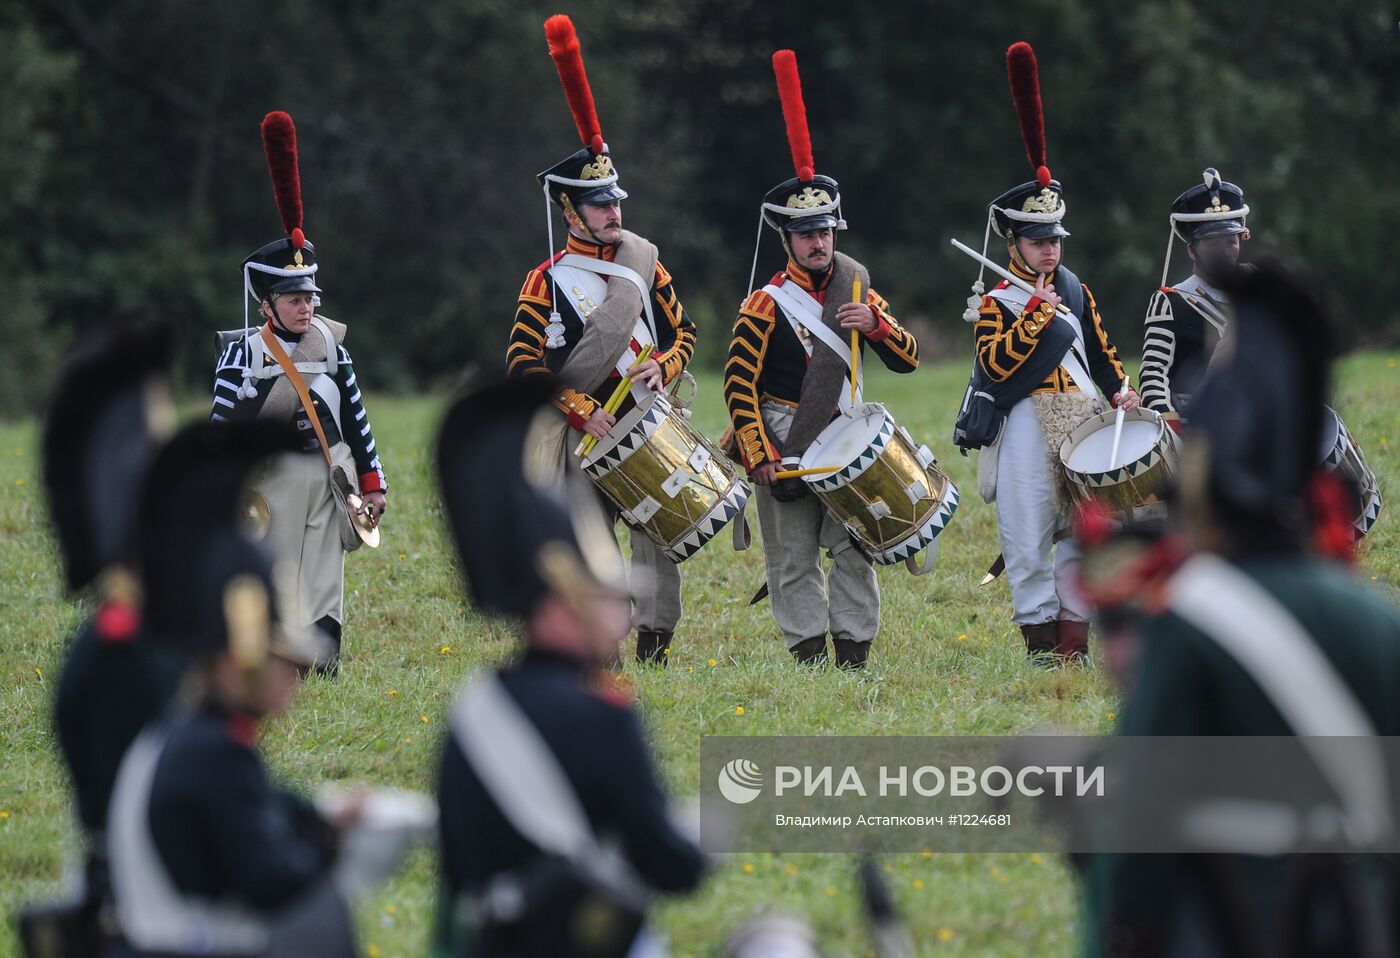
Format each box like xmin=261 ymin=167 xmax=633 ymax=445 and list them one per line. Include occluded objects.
xmin=260 ymin=111 xmax=304 ymax=246
xmin=544 ymin=15 xmax=605 ymax=155
xmin=772 ymin=50 xmax=814 ymax=183
xmin=1006 ymin=41 xmax=1051 ymax=184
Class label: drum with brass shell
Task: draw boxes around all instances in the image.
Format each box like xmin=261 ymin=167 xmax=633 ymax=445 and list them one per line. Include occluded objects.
xmin=798 ymin=402 xmax=958 ymax=573
xmin=1060 ymin=407 xmax=1181 ymax=519
xmin=581 ymin=391 xmax=749 ymax=562
xmin=1318 ymin=405 xmax=1382 ymax=536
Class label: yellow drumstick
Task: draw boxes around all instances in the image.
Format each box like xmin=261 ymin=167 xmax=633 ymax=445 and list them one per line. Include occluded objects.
xmin=773 ymin=465 xmax=841 ymax=480
xmin=576 ymin=345 xmax=655 ymax=458
xmin=849 ymin=279 xmax=861 ymax=404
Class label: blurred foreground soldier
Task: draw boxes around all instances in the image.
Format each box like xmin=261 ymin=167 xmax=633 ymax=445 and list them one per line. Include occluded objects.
xmin=212 ymin=111 xmax=388 ymax=673
xmin=106 ymin=421 xmax=361 ymax=958
xmin=959 ymin=42 xmax=1134 ymax=664
xmin=507 ymin=15 xmax=697 ymax=665
xmin=19 ymin=322 xmax=184 ymax=957
xmin=1138 ymin=168 xmax=1251 ymax=427
xmin=435 ymin=376 xmax=705 ymax=957
xmin=1078 ymin=262 xmax=1400 ymax=957
xmin=724 ymin=50 xmax=920 ymax=669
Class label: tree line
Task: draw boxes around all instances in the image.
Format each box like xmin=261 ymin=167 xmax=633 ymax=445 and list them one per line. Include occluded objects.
xmin=2 ymin=0 xmax=1395 ymax=412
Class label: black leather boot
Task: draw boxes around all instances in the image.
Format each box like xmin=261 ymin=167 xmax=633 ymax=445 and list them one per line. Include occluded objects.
xmin=789 ymin=635 xmax=828 ymax=665
xmin=1055 ymin=620 xmax=1089 ymax=664
xmin=313 ymin=615 xmax=342 ymax=678
xmin=635 ymin=631 xmax=672 ymax=666
xmin=832 ymin=638 xmax=870 ymax=670
xmin=1020 ymin=621 xmax=1058 ymax=665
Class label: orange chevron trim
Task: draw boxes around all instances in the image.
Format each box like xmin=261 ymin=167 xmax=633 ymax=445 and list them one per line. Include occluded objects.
xmin=511 ymin=323 xmax=547 ymax=349
xmin=519 ymin=268 xmax=552 ymax=305
xmin=740 ymin=289 xmax=778 ymax=319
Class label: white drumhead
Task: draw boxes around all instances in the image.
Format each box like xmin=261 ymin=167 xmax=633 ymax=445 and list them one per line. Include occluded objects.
xmin=1066 ymin=419 xmax=1160 ymax=473
xmin=799 ymin=404 xmax=886 ymax=470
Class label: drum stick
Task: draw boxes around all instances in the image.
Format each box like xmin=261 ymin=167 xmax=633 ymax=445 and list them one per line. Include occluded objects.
xmin=850 ymin=279 xmax=862 ymax=404
xmin=950 ymin=239 xmax=1079 ymax=321
xmin=575 ymin=345 xmax=655 ymax=458
xmin=774 ymin=465 xmax=841 ymax=480
xmin=1108 ymin=379 xmax=1128 ymax=468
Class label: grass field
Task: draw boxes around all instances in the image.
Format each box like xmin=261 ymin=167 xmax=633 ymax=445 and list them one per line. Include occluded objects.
xmin=2 ymin=353 xmax=1397 ymax=957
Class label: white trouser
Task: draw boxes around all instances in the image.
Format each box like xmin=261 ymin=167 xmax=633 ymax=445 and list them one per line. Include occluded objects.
xmin=994 ymin=398 xmax=1090 ymax=625
xmin=755 ymin=402 xmax=879 ymax=648
xmin=256 ymin=452 xmax=345 ymax=628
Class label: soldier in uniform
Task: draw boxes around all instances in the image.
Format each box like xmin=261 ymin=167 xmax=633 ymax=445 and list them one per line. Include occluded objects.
xmin=724 ymin=50 xmax=920 ymax=669
xmin=964 ymin=42 xmax=1136 ymax=663
xmin=1076 ymin=262 xmax=1400 ymax=956
xmin=507 ymin=15 xmax=697 ymax=666
xmin=211 ymin=111 xmax=388 ymax=673
xmin=23 ymin=321 xmax=184 ymax=955
xmin=1139 ymin=168 xmax=1251 ymax=428
xmin=106 ymin=420 xmax=360 ymax=958
xmin=435 ymin=375 xmax=705 ymax=956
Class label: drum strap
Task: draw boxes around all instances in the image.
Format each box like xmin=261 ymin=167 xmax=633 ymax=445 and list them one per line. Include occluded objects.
xmin=1167 ymin=553 xmax=1393 ymax=846
xmin=1166 ymin=285 xmax=1229 ymax=335
xmin=764 ymin=281 xmax=863 ymax=413
xmin=732 ymin=501 xmax=752 ymax=552
xmin=905 ymin=537 xmax=939 ymax=576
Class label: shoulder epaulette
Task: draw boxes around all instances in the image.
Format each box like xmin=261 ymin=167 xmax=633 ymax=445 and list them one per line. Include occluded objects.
xmin=519 ymin=268 xmax=552 ymax=305
xmin=740 ymin=288 xmax=778 ymax=319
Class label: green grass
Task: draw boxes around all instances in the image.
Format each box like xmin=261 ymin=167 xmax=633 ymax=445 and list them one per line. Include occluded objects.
xmin=2 ymin=353 xmax=1397 ymax=957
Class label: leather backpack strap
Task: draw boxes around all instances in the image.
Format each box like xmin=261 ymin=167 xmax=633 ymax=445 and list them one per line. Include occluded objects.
xmin=261 ymin=325 xmax=333 ymax=469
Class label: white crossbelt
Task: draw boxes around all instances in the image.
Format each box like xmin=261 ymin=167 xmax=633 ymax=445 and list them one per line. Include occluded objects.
xmin=1167 ymin=553 xmax=1393 ymax=847
xmin=988 ymin=285 xmax=1097 ymax=396
xmin=763 ymin=281 xmax=863 ymax=414
xmin=450 ymin=672 xmax=652 ymax=906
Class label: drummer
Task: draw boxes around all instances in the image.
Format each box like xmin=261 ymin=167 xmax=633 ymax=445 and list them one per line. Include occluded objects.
xmin=724 ymin=50 xmax=920 ymax=670
xmin=507 ymin=16 xmax=697 ymax=666
xmin=967 ymin=43 xmax=1136 ymax=663
xmin=1139 ymin=168 xmax=1251 ymax=428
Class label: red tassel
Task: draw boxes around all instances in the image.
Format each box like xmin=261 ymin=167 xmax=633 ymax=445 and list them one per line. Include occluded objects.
xmin=1006 ymin=41 xmax=1049 ymax=178
xmin=260 ymin=111 xmax=303 ymax=236
xmin=1309 ymin=470 xmax=1358 ymax=563
xmin=544 ymin=15 xmax=604 ymax=152
xmin=772 ymin=50 xmax=814 ymax=182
